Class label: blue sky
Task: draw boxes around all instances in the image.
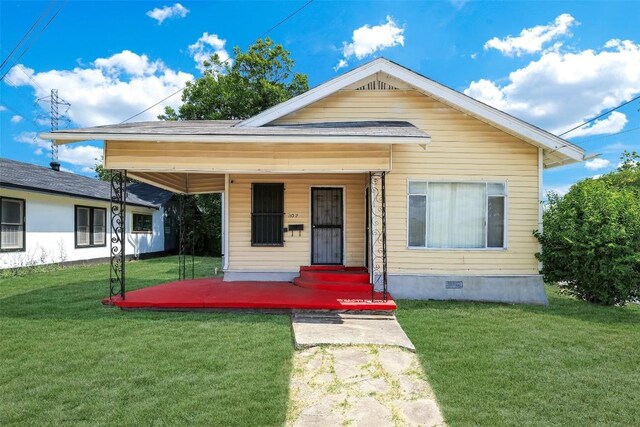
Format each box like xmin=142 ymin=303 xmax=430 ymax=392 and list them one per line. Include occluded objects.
xmin=1 ymin=0 xmax=639 ymax=194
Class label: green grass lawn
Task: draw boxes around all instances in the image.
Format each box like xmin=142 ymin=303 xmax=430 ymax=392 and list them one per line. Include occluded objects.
xmin=397 ymin=287 xmax=640 ymax=427
xmin=3 ymin=257 xmax=639 ymax=426
xmin=0 ymin=256 xmax=293 ymax=426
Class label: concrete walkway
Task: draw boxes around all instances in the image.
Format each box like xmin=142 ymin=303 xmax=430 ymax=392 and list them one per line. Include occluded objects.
xmin=292 ymin=312 xmax=415 ymax=351
xmin=286 ymin=346 xmax=445 ymax=426
xmin=288 ymin=312 xmax=445 ymax=426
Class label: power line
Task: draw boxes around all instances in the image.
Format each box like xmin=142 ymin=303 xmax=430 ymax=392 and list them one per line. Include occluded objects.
xmin=0 ymin=0 xmax=58 ymax=71
xmin=15 ymin=64 xmax=45 ymax=92
xmin=558 ymin=94 xmax=640 ymax=137
xmin=120 ymin=0 xmax=315 ymax=124
xmin=545 ymin=94 xmax=640 ymax=158
xmin=0 ymin=1 xmax=67 ymax=82
xmin=579 ymin=126 xmax=640 ymax=144
xmin=257 ymin=0 xmax=315 ymax=40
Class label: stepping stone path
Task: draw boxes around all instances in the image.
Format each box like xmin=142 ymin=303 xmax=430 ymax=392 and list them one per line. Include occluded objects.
xmin=286 ymin=322 xmax=446 ymax=426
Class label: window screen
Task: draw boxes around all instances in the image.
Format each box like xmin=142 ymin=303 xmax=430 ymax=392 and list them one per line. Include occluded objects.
xmin=132 ymin=213 xmax=153 ymax=233
xmin=251 ymin=183 xmax=284 ymax=246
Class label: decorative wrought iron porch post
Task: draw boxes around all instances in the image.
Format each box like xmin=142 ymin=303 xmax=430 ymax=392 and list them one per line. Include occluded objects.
xmin=109 ymin=170 xmax=127 ymax=300
xmin=178 ymin=194 xmax=186 ymax=280
xmin=369 ymin=171 xmax=388 ymax=302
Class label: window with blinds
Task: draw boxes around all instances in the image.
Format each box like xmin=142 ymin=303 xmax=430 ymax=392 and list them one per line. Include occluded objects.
xmin=0 ymin=197 xmax=25 ymax=251
xmin=75 ymin=206 xmax=106 ymax=248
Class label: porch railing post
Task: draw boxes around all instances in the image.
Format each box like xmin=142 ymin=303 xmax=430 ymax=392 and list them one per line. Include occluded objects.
xmin=109 ymin=170 xmax=127 ymax=300
xmin=369 ymin=171 xmax=388 ymax=302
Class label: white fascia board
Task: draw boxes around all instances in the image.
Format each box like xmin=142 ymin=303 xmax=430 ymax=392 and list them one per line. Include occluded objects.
xmin=381 ymin=62 xmax=584 ymax=163
xmin=238 ymin=59 xmax=386 ymax=128
xmin=238 ymin=58 xmax=584 ymax=164
xmin=40 ymin=131 xmax=428 ymax=145
xmin=117 ymin=167 xmax=392 ymax=174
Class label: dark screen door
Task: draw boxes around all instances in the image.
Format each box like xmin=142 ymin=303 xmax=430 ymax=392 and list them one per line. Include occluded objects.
xmin=311 ymin=188 xmax=343 ymax=265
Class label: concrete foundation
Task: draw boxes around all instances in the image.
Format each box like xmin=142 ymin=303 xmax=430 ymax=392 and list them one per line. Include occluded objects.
xmin=223 ymin=270 xmax=298 ymax=282
xmin=387 ymin=274 xmax=548 ymax=305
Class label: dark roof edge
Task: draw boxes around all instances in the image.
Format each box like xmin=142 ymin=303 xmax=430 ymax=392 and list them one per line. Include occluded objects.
xmin=0 ymin=182 xmax=159 ymax=209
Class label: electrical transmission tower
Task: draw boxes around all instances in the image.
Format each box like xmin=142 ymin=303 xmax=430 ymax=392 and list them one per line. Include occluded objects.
xmin=37 ymin=89 xmax=70 ymax=170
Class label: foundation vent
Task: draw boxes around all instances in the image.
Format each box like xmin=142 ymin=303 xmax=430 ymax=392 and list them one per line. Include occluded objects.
xmin=445 ymin=280 xmax=464 ymax=290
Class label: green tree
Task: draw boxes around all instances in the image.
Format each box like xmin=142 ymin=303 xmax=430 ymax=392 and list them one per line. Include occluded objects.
xmin=535 ymin=153 xmax=640 ymax=305
xmin=156 ymin=38 xmax=308 ymax=257
xmin=94 ymin=156 xmax=135 ymax=183
xmin=159 ymin=38 xmax=308 ymax=121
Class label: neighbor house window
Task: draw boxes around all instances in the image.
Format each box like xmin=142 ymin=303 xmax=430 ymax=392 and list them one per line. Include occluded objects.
xmin=0 ymin=197 xmax=25 ymax=251
xmin=251 ymin=183 xmax=284 ymax=246
xmin=132 ymin=213 xmax=153 ymax=233
xmin=408 ymin=181 xmax=506 ymax=249
xmin=75 ymin=206 xmax=106 ymax=248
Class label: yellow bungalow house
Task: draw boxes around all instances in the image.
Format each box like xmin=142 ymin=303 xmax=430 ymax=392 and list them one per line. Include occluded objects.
xmin=42 ymin=58 xmax=585 ymax=305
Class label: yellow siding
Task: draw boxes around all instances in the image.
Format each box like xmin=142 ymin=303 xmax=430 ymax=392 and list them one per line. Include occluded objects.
xmin=105 ymin=141 xmax=390 ymax=173
xmin=228 ymin=173 xmax=367 ymax=271
xmin=275 ymin=89 xmax=540 ymax=275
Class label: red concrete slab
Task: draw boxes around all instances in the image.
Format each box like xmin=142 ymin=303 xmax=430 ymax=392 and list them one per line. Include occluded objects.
xmin=103 ymin=278 xmax=396 ymax=311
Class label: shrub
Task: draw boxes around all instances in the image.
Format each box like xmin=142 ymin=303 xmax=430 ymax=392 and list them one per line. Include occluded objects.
xmin=535 ymin=178 xmax=640 ymax=305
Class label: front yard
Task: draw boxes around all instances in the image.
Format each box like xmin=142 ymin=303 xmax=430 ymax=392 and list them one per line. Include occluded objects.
xmin=0 ymin=257 xmax=293 ymax=426
xmin=1 ymin=256 xmax=638 ymax=426
xmin=397 ymin=287 xmax=640 ymax=426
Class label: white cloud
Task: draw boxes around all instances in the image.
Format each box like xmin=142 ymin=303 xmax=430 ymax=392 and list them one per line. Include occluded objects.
xmin=16 ymin=131 xmax=103 ymax=169
xmin=584 ymin=158 xmax=611 ymax=171
xmin=567 ymin=111 xmax=628 ymax=138
xmin=0 ymin=105 xmax=7 ymax=111
xmin=545 ymin=184 xmax=572 ymax=197
xmin=334 ymin=59 xmax=348 ymax=72
xmin=336 ymin=16 xmax=404 ymax=70
xmin=188 ymin=33 xmax=231 ymax=73
xmin=6 ymin=50 xmax=194 ymax=127
xmin=484 ymin=13 xmax=577 ymax=57
xmin=146 ymin=3 xmax=189 ymax=24
xmin=10 ymin=115 xmax=23 ymax=123
xmin=464 ymin=39 xmax=640 ymax=135
xmin=94 ymin=50 xmax=162 ymax=76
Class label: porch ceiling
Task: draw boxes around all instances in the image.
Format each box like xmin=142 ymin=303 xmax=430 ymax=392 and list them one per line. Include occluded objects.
xmin=127 ymin=171 xmax=225 ymax=194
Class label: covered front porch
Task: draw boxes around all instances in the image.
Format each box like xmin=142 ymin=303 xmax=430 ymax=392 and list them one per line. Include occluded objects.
xmin=44 ymin=120 xmax=430 ymax=309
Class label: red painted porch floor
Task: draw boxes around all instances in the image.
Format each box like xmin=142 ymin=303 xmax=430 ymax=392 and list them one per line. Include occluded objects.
xmin=103 ymin=277 xmax=396 ymax=311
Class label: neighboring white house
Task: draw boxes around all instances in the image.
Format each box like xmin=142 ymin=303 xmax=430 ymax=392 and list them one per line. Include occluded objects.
xmin=0 ymin=157 xmax=176 ymax=269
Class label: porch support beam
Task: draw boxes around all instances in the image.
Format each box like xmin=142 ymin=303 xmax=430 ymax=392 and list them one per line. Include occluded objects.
xmin=109 ymin=170 xmax=127 ymax=301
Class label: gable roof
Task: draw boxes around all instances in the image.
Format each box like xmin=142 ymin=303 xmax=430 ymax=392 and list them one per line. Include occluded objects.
xmin=0 ymin=157 xmax=172 ymax=208
xmin=239 ymin=58 xmax=584 ymax=168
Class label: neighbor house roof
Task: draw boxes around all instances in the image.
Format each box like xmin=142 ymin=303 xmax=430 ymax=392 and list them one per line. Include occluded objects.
xmin=41 ymin=120 xmax=430 ymax=145
xmin=0 ymin=157 xmax=172 ymax=208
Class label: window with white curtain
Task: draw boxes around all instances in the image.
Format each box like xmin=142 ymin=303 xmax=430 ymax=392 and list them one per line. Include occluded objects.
xmin=0 ymin=197 xmax=25 ymax=251
xmin=75 ymin=206 xmax=106 ymax=247
xmin=408 ymin=181 xmax=506 ymax=249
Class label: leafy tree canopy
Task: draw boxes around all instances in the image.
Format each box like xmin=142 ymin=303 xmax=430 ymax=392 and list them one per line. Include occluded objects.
xmin=159 ymin=38 xmax=308 ymax=121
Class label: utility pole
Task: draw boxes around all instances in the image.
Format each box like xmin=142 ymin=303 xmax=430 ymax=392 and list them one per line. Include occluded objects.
xmin=37 ymin=88 xmax=70 ymax=171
